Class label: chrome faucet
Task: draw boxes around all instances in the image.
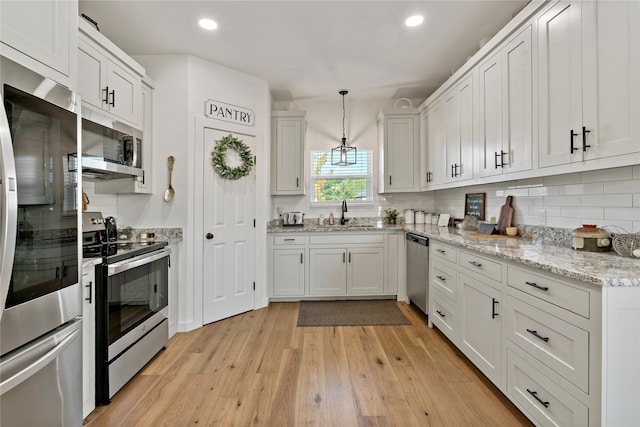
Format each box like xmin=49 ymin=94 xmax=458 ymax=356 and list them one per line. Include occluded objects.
xmin=340 ymin=199 xmax=348 ymax=225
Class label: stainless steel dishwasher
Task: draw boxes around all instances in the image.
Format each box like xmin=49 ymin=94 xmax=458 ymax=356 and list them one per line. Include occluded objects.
xmin=406 ymin=232 xmax=429 ymax=315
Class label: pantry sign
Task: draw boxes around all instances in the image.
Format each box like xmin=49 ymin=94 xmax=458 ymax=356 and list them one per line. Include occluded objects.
xmin=205 ymin=99 xmax=255 ymax=127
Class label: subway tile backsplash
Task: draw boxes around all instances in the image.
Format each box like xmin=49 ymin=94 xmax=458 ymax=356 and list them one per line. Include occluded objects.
xmin=434 ymin=166 xmax=640 ymax=233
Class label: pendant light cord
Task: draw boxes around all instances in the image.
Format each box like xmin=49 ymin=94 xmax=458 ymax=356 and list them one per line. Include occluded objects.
xmin=342 ymin=92 xmax=346 ymax=143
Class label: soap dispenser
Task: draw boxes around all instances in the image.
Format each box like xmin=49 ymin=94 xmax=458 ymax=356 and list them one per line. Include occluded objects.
xmin=328 ymin=213 xmax=335 ymax=225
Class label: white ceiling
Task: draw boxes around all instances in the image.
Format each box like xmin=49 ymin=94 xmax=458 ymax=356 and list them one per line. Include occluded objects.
xmin=79 ymin=0 xmax=528 ymax=102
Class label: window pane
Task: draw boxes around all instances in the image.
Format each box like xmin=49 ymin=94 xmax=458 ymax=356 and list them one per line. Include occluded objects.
xmin=311 ymin=150 xmax=372 ymax=202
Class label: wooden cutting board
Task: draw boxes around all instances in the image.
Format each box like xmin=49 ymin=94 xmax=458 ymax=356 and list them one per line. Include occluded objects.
xmin=496 ymin=196 xmax=514 ymax=235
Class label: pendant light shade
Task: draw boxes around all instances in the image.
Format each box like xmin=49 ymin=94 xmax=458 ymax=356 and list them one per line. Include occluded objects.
xmin=331 ymin=90 xmax=357 ymax=166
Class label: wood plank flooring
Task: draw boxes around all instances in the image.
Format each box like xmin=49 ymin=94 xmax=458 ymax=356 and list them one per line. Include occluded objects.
xmin=84 ymin=302 xmax=533 ymax=427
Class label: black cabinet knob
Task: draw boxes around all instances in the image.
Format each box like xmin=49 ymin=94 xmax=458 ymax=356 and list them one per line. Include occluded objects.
xmin=206 ymin=233 xmax=214 ymax=240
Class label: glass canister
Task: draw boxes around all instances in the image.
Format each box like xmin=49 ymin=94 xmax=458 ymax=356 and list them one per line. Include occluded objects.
xmin=424 ymin=212 xmax=432 ymax=224
xmin=415 ymin=211 xmax=425 ymax=224
xmin=431 ymin=214 xmax=439 ymax=225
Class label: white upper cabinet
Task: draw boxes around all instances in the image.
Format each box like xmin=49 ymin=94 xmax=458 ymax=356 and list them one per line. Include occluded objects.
xmin=538 ymin=0 xmax=640 ymax=168
xmin=420 ymin=101 xmax=444 ymax=190
xmin=378 ymin=110 xmax=420 ymax=193
xmin=443 ymin=74 xmax=474 ymax=183
xmin=78 ymin=19 xmax=144 ymax=128
xmin=581 ymin=1 xmax=640 ymax=161
xmin=478 ymin=25 xmax=532 ymax=178
xmin=271 ymin=111 xmax=306 ymax=195
xmin=0 ymin=0 xmax=77 ymax=87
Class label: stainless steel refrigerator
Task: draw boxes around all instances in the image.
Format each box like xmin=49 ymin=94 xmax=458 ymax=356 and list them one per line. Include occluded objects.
xmin=0 ymin=57 xmax=82 ymax=426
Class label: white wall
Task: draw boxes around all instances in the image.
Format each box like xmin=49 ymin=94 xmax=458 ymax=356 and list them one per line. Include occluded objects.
xmin=435 ymin=165 xmax=640 ymax=233
xmin=115 ymin=54 xmax=270 ymax=332
xmin=271 ymin=97 xmax=435 ymax=220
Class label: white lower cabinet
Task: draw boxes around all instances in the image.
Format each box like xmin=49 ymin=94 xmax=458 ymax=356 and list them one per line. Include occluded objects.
xmin=81 ymin=265 xmax=96 ymax=419
xmin=309 ymin=248 xmax=348 ymax=296
xmin=309 ymin=246 xmax=384 ymax=296
xmin=459 ymin=272 xmax=502 ymax=384
xmin=269 ymin=232 xmax=395 ymax=299
xmin=428 ymin=240 xmax=601 ymax=426
xmin=507 ymin=346 xmax=589 ymax=427
xmin=273 ymin=249 xmax=306 ymax=297
xmin=430 ymin=290 xmax=458 ymax=344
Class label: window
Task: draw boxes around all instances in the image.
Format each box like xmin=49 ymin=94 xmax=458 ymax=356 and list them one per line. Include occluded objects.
xmin=311 ymin=150 xmax=372 ymax=204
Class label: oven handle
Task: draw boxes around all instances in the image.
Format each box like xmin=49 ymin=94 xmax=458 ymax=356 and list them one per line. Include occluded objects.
xmin=107 ymin=248 xmax=171 ymax=276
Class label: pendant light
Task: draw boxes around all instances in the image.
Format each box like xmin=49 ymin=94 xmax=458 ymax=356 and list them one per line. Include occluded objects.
xmin=331 ymin=90 xmax=357 ymax=166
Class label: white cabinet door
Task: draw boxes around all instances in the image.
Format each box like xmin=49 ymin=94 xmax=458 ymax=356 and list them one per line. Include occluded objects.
xmin=478 ymin=25 xmax=533 ymax=178
xmin=273 ymin=249 xmax=305 ymax=297
xmin=82 ymin=269 xmax=96 ymax=419
xmin=478 ymin=50 xmax=504 ymax=178
xmin=381 ymin=115 xmax=419 ymax=192
xmin=538 ymin=1 xmax=584 ymax=168
xmin=420 ymin=101 xmax=443 ymax=189
xmin=309 ymin=248 xmax=347 ymax=296
xmin=443 ymin=74 xmax=474 ymax=183
xmin=582 ymin=1 xmax=640 ymax=161
xmin=346 ymin=247 xmax=384 ymax=295
xmin=503 ymin=25 xmax=533 ymax=174
xmin=78 ymin=39 xmax=107 ymax=111
xmin=271 ymin=113 xmax=305 ymax=195
xmin=0 ymin=0 xmax=75 ymax=82
xmin=135 ymin=80 xmax=153 ymax=193
xmin=459 ymin=272 xmax=502 ymax=384
xmin=106 ymin=61 xmax=140 ymax=125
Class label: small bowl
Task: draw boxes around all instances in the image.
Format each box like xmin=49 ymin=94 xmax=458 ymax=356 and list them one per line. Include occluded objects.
xmin=505 ymin=227 xmax=518 ymax=237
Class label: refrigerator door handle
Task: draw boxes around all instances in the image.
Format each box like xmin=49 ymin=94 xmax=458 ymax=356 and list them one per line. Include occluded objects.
xmin=0 ymin=92 xmax=18 ymax=321
xmin=0 ymin=326 xmax=80 ymax=396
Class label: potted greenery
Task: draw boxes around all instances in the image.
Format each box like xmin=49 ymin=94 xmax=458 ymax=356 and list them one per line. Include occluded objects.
xmin=384 ymin=208 xmax=400 ymax=224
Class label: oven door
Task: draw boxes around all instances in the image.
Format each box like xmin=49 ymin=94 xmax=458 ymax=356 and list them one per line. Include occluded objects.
xmin=101 ymin=248 xmax=170 ymax=355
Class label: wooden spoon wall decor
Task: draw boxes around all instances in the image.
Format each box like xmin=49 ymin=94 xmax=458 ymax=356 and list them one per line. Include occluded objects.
xmin=164 ymin=156 xmax=175 ymax=202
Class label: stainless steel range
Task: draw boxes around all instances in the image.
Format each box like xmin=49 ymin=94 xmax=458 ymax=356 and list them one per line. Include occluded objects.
xmin=82 ymin=212 xmax=170 ymax=405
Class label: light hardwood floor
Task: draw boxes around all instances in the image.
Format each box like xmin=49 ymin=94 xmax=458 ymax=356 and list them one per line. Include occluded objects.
xmin=85 ymin=302 xmax=533 ymax=426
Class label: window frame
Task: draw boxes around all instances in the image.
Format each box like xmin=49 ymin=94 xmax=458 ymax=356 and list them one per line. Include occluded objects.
xmin=309 ymin=149 xmax=374 ymax=207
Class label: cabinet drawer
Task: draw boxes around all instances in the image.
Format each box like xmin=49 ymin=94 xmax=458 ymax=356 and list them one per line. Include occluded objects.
xmin=431 ymin=291 xmax=458 ymax=344
xmin=507 ymin=348 xmax=588 ymax=427
xmin=506 ymin=295 xmax=589 ymax=393
xmin=274 ymin=235 xmax=306 ymax=246
xmin=309 ymin=234 xmax=384 ymax=245
xmin=508 ymin=266 xmax=590 ymax=318
xmin=430 ymin=242 xmax=457 ymax=263
xmin=431 ymin=261 xmax=457 ymax=303
xmin=459 ymin=251 xmax=502 ymax=282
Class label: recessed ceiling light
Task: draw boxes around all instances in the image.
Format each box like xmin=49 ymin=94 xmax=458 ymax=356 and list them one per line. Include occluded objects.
xmin=199 ymin=18 xmax=218 ymax=30
xmin=405 ymin=15 xmax=424 ymax=27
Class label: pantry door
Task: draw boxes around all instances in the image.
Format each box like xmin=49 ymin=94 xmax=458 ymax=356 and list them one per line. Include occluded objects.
xmin=201 ymin=126 xmax=255 ymax=325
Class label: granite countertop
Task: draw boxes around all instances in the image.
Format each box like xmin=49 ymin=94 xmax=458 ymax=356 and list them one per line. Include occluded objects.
xmin=404 ymin=224 xmax=640 ymax=288
xmin=267 ymin=220 xmax=639 ymax=287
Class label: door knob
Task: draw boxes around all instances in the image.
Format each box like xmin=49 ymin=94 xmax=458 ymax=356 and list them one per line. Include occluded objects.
xmin=206 ymin=233 xmax=214 ymax=240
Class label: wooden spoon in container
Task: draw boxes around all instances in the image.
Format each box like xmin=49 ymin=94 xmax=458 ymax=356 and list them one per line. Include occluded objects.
xmin=164 ymin=156 xmax=175 ymax=202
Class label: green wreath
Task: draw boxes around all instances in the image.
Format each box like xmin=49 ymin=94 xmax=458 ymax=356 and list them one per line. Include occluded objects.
xmin=211 ymin=134 xmax=254 ymax=180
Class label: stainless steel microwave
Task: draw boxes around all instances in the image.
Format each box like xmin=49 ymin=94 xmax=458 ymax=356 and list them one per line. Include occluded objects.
xmin=80 ymin=109 xmax=144 ymax=180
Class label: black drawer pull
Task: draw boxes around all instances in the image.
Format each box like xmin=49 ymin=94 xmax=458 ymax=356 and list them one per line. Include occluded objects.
xmin=436 ymin=249 xmax=446 ymax=254
xmin=468 ymin=261 xmax=482 ymax=268
xmin=436 ymin=310 xmax=445 ymax=318
xmin=436 ymin=275 xmax=446 ymax=281
xmin=284 ymin=238 xmax=295 ymax=242
xmin=300 ymin=253 xmax=303 ymax=264
xmin=526 ymin=389 xmax=550 ymax=408
xmin=525 ymin=281 xmax=549 ymax=292
xmin=526 ymin=329 xmax=549 ymax=343
xmin=492 ymin=298 xmax=498 ymax=319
